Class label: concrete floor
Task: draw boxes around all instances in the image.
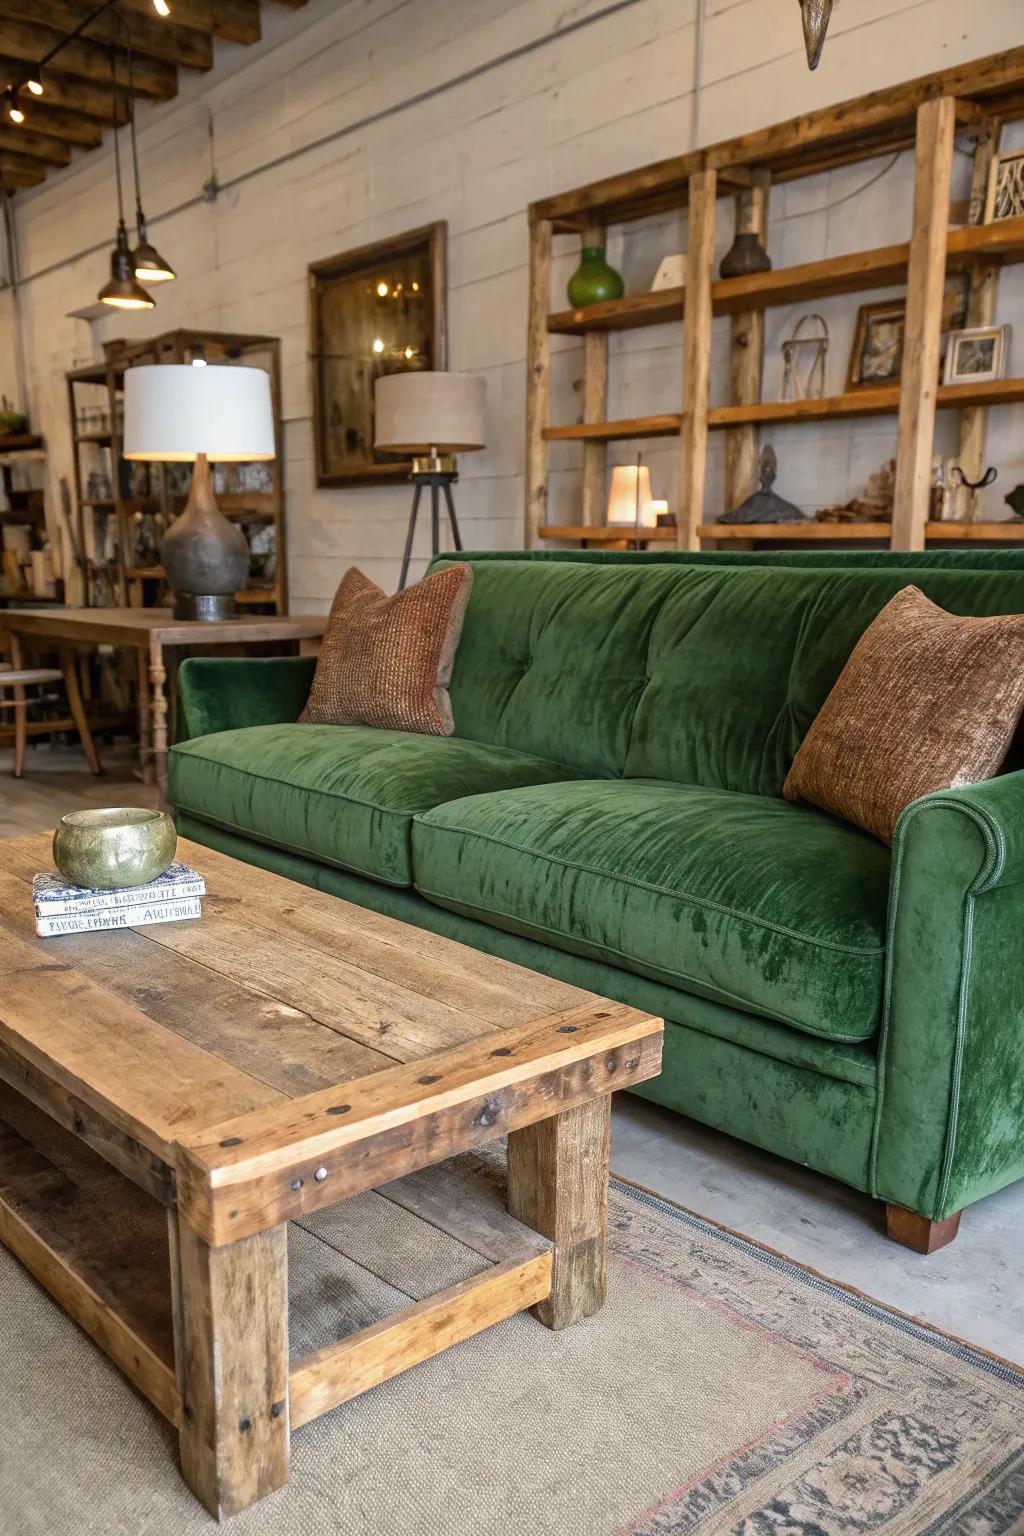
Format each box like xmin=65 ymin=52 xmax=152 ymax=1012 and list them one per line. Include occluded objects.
xmin=5 ymin=740 xmax=1023 ymax=1365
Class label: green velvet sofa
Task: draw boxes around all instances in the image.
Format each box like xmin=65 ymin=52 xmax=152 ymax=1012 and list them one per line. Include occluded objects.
xmin=168 ymin=547 xmax=1024 ymax=1253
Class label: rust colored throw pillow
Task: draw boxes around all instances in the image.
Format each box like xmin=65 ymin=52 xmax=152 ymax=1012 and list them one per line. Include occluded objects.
xmin=783 ymin=585 xmax=1024 ymax=844
xmin=300 ymin=564 xmax=473 ymax=736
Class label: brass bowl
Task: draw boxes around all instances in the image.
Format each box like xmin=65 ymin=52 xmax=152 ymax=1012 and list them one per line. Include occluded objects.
xmin=52 ymin=807 xmax=177 ymax=891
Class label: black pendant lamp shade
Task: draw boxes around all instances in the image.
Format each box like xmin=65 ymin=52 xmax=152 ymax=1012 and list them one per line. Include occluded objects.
xmin=100 ymin=219 xmax=155 ymax=310
xmin=133 ymin=213 xmax=176 ymax=283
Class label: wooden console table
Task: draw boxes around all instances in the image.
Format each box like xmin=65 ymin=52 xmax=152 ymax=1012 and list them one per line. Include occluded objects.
xmin=0 ymin=608 xmax=325 ymax=796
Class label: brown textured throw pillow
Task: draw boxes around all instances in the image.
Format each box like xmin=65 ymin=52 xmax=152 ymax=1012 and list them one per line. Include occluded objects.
xmin=300 ymin=563 xmax=473 ymax=736
xmin=783 ymin=585 xmax=1024 ymax=844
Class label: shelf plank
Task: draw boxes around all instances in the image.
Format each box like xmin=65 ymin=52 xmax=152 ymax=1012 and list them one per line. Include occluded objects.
xmin=701 ymin=521 xmax=890 ymax=540
xmin=538 ymin=524 xmax=678 ymax=543
xmin=700 ymin=520 xmax=1024 ymax=542
xmin=542 ymin=414 xmax=681 ymax=443
xmin=549 ymin=289 xmax=683 ymax=336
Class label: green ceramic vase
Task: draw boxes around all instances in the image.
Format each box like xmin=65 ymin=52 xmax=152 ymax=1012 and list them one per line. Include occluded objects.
xmin=567 ymin=246 xmax=624 ymax=308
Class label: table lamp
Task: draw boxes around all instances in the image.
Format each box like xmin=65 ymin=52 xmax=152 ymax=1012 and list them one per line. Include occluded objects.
xmin=123 ymin=364 xmax=275 ymax=621
xmin=374 ymin=371 xmax=486 ymax=589
xmin=606 ymin=464 xmax=656 ymax=528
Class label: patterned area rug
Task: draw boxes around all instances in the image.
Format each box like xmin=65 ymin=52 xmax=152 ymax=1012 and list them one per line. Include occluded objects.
xmin=1 ymin=1158 xmax=1022 ymax=1535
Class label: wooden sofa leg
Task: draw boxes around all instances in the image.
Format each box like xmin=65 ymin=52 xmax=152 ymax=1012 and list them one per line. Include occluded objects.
xmin=885 ymin=1203 xmax=962 ymax=1254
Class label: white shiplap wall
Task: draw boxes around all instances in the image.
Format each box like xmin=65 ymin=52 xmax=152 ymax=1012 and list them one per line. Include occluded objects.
xmin=4 ymin=0 xmax=1024 ymax=605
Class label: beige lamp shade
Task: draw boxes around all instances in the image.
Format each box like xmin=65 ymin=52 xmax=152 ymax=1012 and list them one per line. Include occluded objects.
xmin=374 ymin=371 xmax=486 ymax=453
xmin=122 ymin=364 xmax=275 ymax=462
xmin=607 ymin=464 xmax=656 ymax=527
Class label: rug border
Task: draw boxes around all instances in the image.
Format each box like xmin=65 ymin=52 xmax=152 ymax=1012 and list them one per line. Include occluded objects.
xmin=610 ymin=1169 xmax=1024 ymax=1387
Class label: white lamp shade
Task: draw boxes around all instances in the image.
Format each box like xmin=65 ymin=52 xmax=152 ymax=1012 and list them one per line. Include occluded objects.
xmin=374 ymin=371 xmax=486 ymax=453
xmin=607 ymin=465 xmax=655 ymax=527
xmin=122 ymin=364 xmax=275 ymax=462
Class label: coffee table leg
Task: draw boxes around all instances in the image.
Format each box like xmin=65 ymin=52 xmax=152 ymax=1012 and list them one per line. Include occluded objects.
xmin=507 ymin=1096 xmax=611 ymax=1330
xmin=168 ymin=1211 xmax=290 ymax=1518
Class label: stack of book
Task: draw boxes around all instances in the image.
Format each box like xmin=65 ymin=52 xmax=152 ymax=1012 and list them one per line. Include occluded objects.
xmin=33 ymin=862 xmax=205 ymax=938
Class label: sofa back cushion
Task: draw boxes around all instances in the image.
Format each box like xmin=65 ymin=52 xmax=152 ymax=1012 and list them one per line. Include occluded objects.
xmin=438 ymin=556 xmax=1024 ymax=792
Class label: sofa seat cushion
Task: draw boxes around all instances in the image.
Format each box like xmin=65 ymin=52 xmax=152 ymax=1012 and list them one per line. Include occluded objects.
xmin=168 ymin=724 xmax=581 ymax=888
xmin=413 ymin=780 xmax=890 ymax=1042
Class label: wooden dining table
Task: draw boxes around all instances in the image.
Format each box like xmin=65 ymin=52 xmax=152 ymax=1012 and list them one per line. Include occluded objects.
xmin=0 ymin=607 xmax=325 ymax=797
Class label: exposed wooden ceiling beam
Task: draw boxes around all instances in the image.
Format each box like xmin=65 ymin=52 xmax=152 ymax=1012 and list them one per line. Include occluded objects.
xmin=116 ymin=0 xmax=261 ymax=46
xmin=0 ymin=125 xmax=70 ymax=166
xmin=0 ymin=19 xmax=177 ymax=99
xmin=0 ymin=1 xmax=212 ymax=73
xmin=0 ymin=152 xmax=46 ymax=187
xmin=3 ymin=99 xmax=102 ymax=146
xmin=0 ymin=57 xmax=127 ymax=121
xmin=0 ymin=58 xmax=129 ymax=121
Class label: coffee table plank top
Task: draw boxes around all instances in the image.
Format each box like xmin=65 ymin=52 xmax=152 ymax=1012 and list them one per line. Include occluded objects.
xmin=0 ymin=837 xmax=659 ymax=1203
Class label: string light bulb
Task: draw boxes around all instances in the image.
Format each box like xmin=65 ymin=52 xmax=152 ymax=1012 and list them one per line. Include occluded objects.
xmin=25 ymin=73 xmax=43 ymax=97
xmin=376 ymin=280 xmax=389 ymax=297
xmin=7 ymin=92 xmax=24 ymax=124
xmin=153 ymin=0 xmax=171 ymax=15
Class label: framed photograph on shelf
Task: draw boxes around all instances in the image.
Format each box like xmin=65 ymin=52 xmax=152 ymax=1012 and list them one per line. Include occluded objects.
xmin=943 ymin=325 xmax=1010 ymax=385
xmin=846 ymin=301 xmax=906 ymax=390
xmin=984 ymin=150 xmax=1024 ymax=223
xmin=309 ymin=222 xmax=447 ymax=487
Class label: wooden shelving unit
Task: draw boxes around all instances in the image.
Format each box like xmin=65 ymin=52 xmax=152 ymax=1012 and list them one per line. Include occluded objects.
xmin=66 ymin=329 xmax=287 ymax=613
xmin=526 ymin=46 xmax=1024 ymax=552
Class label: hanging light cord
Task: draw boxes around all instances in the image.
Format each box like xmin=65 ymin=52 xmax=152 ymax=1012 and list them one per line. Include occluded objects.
xmin=109 ymin=42 xmax=126 ymax=229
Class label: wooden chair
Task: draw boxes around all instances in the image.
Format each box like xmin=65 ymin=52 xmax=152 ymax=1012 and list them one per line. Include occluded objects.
xmin=0 ymin=647 xmax=101 ymax=778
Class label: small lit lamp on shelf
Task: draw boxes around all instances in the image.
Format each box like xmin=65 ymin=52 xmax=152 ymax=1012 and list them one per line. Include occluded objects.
xmin=123 ymin=364 xmax=275 ymax=621
xmin=607 ymin=463 xmax=657 ymax=529
xmin=374 ymin=371 xmax=487 ymax=589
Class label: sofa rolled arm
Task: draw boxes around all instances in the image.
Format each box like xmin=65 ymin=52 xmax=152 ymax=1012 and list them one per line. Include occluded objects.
xmin=176 ymin=655 xmax=316 ymax=743
xmin=871 ymin=770 xmax=1024 ymax=1221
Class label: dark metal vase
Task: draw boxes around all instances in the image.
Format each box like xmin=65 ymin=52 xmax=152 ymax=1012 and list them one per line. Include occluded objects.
xmin=160 ymin=452 xmax=249 ymax=621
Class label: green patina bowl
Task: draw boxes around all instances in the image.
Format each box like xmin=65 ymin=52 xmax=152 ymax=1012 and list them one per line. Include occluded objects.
xmin=52 ymin=807 xmax=177 ymax=891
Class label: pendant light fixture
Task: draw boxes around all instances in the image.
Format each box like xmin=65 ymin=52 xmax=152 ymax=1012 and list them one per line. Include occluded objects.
xmin=126 ymin=39 xmax=175 ymax=284
xmin=98 ymin=44 xmax=154 ymax=311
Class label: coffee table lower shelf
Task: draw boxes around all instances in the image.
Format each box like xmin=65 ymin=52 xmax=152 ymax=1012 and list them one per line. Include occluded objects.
xmin=0 ymin=1084 xmax=554 ymax=1439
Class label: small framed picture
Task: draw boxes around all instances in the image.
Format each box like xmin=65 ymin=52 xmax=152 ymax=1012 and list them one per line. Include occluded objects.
xmin=985 ymin=150 xmax=1024 ymax=224
xmin=847 ymin=301 xmax=905 ymax=390
xmin=943 ymin=325 xmax=1010 ymax=385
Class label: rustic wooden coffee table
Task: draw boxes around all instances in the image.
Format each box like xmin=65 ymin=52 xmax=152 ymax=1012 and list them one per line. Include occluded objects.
xmin=0 ymin=835 xmax=662 ymax=1519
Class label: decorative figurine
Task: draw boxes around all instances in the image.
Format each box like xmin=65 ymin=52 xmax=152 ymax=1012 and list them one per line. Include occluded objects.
xmin=799 ymin=0 xmax=834 ymax=70
xmin=818 ymin=459 xmax=897 ymax=523
xmin=719 ymin=445 xmax=805 ymax=524
xmin=780 ymin=314 xmax=829 ymax=401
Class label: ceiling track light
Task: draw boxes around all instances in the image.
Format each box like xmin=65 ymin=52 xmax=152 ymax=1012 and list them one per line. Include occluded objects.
xmin=98 ymin=45 xmax=154 ymax=311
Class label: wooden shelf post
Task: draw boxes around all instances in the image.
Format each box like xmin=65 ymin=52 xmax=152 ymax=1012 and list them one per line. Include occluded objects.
xmin=958 ymin=120 xmax=1003 ymax=492
xmin=581 ymin=221 xmax=610 ymax=524
xmin=525 ymin=219 xmax=553 ymax=547
xmin=723 ymin=170 xmax=770 ymax=517
xmin=892 ymin=95 xmax=956 ymax=549
xmin=678 ymin=167 xmax=718 ymax=550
